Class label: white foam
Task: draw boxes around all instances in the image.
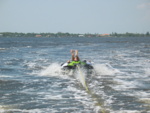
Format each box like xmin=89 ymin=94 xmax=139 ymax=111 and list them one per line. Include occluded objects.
xmin=74 ymin=67 xmax=88 ymax=89
xmin=40 ymin=63 xmax=62 ymax=76
xmin=0 ymin=48 xmax=6 ymax=50
xmin=26 ymin=46 xmax=32 ymax=48
xmin=94 ymin=63 xmax=120 ymax=76
xmin=24 ymin=62 xmax=37 ymax=70
xmin=0 ymin=75 xmax=13 ymax=78
xmin=93 ymin=106 xmax=101 ymax=113
xmin=0 ymin=108 xmax=56 ymax=113
xmin=139 ymin=98 xmax=150 ymax=104
xmin=144 ymin=68 xmax=150 ymax=76
xmin=113 ymin=79 xmax=138 ymax=90
xmin=111 ymin=110 xmax=142 ymax=113
xmin=44 ymin=94 xmax=62 ymax=100
xmin=129 ymin=91 xmax=150 ymax=98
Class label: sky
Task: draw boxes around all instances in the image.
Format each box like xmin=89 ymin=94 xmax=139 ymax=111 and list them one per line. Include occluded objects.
xmin=0 ymin=0 xmax=150 ymax=34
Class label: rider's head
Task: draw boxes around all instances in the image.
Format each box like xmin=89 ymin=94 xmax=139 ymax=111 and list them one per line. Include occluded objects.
xmin=74 ymin=56 xmax=78 ymax=61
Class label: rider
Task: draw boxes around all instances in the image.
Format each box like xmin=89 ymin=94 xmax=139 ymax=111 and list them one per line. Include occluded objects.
xmin=68 ymin=50 xmax=81 ymax=66
xmin=71 ymin=50 xmax=80 ymax=61
xmin=61 ymin=50 xmax=80 ymax=67
xmin=61 ymin=50 xmax=91 ymax=67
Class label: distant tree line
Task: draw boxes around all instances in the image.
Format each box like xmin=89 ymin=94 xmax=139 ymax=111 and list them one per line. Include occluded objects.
xmin=0 ymin=32 xmax=79 ymax=38
xmin=0 ymin=32 xmax=150 ymax=38
xmin=110 ymin=32 xmax=150 ymax=37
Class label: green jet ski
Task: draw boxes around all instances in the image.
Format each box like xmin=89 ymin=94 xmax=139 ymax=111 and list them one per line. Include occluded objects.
xmin=61 ymin=60 xmax=94 ymax=75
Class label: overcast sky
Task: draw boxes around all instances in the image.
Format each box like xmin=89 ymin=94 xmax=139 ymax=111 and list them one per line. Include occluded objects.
xmin=0 ymin=0 xmax=150 ymax=34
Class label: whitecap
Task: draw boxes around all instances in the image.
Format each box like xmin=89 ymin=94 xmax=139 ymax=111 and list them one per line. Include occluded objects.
xmin=144 ymin=68 xmax=150 ymax=76
xmin=94 ymin=63 xmax=120 ymax=76
xmin=40 ymin=63 xmax=62 ymax=76
xmin=0 ymin=48 xmax=6 ymax=50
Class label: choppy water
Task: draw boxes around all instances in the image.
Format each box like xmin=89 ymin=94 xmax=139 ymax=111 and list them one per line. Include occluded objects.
xmin=0 ymin=37 xmax=150 ymax=113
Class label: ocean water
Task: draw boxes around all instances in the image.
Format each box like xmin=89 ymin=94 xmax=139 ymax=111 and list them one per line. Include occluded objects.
xmin=0 ymin=37 xmax=150 ymax=113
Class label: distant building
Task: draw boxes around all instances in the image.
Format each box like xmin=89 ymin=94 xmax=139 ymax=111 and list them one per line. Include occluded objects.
xmin=46 ymin=35 xmax=50 ymax=37
xmin=99 ymin=34 xmax=110 ymax=37
xmin=35 ymin=35 xmax=42 ymax=37
xmin=78 ymin=34 xmax=84 ymax=37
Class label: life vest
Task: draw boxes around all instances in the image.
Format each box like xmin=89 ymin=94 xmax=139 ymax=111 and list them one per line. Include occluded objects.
xmin=68 ymin=61 xmax=86 ymax=66
xmin=68 ymin=61 xmax=81 ymax=66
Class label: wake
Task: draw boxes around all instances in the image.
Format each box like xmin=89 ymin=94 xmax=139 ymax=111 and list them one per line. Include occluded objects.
xmin=39 ymin=62 xmax=120 ymax=86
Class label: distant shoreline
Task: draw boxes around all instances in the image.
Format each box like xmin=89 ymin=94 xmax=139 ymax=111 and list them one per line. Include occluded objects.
xmin=0 ymin=32 xmax=150 ymax=38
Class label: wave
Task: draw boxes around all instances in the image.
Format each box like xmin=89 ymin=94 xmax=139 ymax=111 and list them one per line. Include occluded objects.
xmin=144 ymin=68 xmax=150 ymax=76
xmin=94 ymin=63 xmax=120 ymax=76
xmin=40 ymin=63 xmax=62 ymax=76
xmin=39 ymin=62 xmax=120 ymax=77
xmin=0 ymin=48 xmax=6 ymax=50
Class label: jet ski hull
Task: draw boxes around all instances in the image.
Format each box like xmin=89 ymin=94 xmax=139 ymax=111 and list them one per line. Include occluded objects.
xmin=61 ymin=64 xmax=94 ymax=75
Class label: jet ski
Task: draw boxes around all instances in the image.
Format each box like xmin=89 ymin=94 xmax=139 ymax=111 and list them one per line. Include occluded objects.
xmin=61 ymin=60 xmax=94 ymax=75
